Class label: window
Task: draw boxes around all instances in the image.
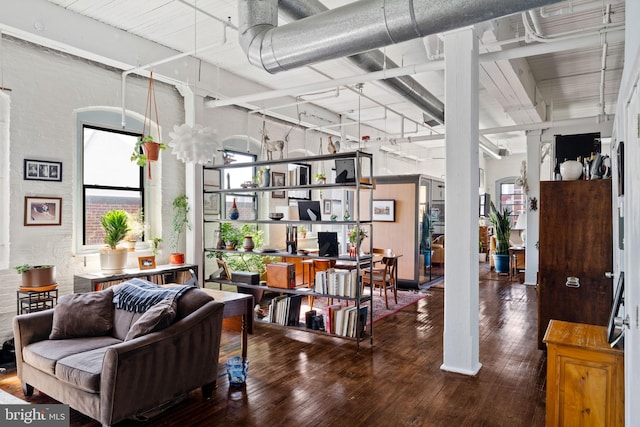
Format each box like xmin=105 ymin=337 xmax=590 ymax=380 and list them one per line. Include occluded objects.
xmin=75 ymin=110 xmax=147 ymax=254
xmin=224 ymin=150 xmax=256 ymax=220
xmin=496 ymin=177 xmax=525 ymax=224
xmin=82 ymin=125 xmax=143 ymax=246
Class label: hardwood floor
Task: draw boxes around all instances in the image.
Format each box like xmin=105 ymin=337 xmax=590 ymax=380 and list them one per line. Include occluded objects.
xmin=0 ymin=263 xmax=546 ymax=426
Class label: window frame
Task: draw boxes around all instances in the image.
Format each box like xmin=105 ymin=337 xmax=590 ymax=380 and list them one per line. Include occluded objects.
xmin=75 ymin=110 xmax=146 ymax=255
xmin=495 ymin=176 xmax=525 ymax=225
xmin=223 ymin=150 xmax=257 ymax=219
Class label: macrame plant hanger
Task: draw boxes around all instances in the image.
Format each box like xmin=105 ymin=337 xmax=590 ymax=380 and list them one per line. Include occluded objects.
xmin=142 ymin=70 xmax=161 ymax=179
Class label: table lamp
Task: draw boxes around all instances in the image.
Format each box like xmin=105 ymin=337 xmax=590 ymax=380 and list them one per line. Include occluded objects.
xmin=514 ymin=212 xmax=527 ymax=245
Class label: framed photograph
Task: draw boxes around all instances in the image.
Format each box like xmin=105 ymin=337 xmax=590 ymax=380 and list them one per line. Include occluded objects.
xmin=372 ymin=199 xmax=395 ymax=222
xmin=138 ymin=255 xmax=156 ymax=270
xmin=24 ymin=159 xmax=62 ymax=182
xmin=203 ymin=193 xmax=220 ymax=215
xmin=24 ymin=196 xmax=62 ymax=226
xmin=288 ymin=163 xmax=311 ymax=200
xmin=271 ymin=172 xmax=286 ymax=198
xmin=217 ymin=259 xmax=231 ymax=280
xmin=323 ymin=199 xmax=332 ymax=214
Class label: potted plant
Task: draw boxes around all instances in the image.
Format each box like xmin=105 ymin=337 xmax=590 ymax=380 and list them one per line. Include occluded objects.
xmin=122 ymin=210 xmax=145 ymax=252
xmin=169 ymin=194 xmax=191 ymax=265
xmin=298 ymin=225 xmax=307 ymax=239
xmin=150 ymin=237 xmax=162 ymax=256
xmin=130 ymin=135 xmax=167 ymax=179
xmin=131 ymin=71 xmax=167 ymax=179
xmin=99 ymin=209 xmax=130 ymax=273
xmin=314 ymin=172 xmax=327 ymax=184
xmin=348 ymin=225 xmax=368 ymax=256
xmin=419 ymin=210 xmax=433 ymax=269
xmin=15 ymin=264 xmax=56 ymax=288
xmin=489 ymin=201 xmax=512 ymax=273
xmin=220 ymin=222 xmax=243 ymax=250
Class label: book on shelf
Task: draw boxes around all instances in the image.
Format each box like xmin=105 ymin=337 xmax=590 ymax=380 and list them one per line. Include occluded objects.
xmin=287 ymin=295 xmax=303 ymax=327
xmin=326 ymin=303 xmax=343 ymax=334
xmin=357 ymin=305 xmax=368 ymax=337
xmin=314 ymin=269 xmax=358 ymax=298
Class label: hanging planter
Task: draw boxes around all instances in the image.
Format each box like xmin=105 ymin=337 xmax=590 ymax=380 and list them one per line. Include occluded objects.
xmin=130 ymin=71 xmax=166 ymax=179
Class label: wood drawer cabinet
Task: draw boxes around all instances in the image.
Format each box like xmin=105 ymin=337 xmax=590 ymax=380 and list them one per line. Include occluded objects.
xmin=544 ymin=320 xmax=624 ymax=427
xmin=538 ymin=180 xmax=613 ymax=348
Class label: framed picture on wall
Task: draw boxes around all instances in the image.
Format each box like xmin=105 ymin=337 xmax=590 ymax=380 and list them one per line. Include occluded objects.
xmin=24 ymin=196 xmax=62 ymax=226
xmin=24 ymin=159 xmax=62 ymax=182
xmin=372 ymin=199 xmax=395 ymax=222
xmin=323 ymin=199 xmax=332 ymax=214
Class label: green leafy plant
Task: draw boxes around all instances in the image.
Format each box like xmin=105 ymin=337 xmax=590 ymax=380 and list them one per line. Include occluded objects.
xmin=208 ymin=223 xmax=272 ymax=275
xmin=101 ymin=210 xmax=130 ymax=249
xmin=150 ymin=237 xmax=162 ymax=256
xmin=419 ymin=209 xmax=431 ymax=252
xmin=314 ymin=172 xmax=326 ymax=182
xmin=348 ymin=226 xmax=368 ymax=245
xmin=489 ymin=201 xmax=512 ymax=255
xmin=14 ymin=264 xmax=53 ymax=274
xmin=171 ymin=195 xmax=191 ymax=251
xmin=130 ymin=135 xmax=167 ymax=167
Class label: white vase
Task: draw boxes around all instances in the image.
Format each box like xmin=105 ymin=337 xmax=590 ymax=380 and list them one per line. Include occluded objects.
xmin=99 ymin=247 xmax=128 ymax=274
xmin=560 ymin=160 xmax=583 ymax=180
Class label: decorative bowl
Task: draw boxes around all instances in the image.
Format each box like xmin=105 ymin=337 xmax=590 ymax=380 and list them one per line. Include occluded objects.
xmin=297 ymin=249 xmax=309 ymax=255
xmin=268 ymin=213 xmax=284 ymax=220
xmin=560 ymin=160 xmax=583 ymax=180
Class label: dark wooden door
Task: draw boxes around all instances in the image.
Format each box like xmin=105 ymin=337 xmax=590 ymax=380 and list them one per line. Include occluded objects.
xmin=538 ymin=180 xmax=613 ymax=348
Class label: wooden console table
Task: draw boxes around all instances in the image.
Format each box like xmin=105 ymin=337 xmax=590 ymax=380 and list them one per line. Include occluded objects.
xmin=73 ymin=264 xmax=198 ymax=293
xmin=544 ymin=320 xmax=624 ymax=427
xmin=202 ymin=288 xmax=253 ymax=360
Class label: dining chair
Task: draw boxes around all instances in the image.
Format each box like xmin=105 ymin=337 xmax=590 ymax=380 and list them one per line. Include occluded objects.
xmin=361 ymin=254 xmax=398 ymax=309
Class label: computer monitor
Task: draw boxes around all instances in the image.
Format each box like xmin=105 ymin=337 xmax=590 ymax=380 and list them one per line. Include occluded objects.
xmin=297 ymin=201 xmax=321 ymax=222
xmin=317 ymin=232 xmax=338 ymax=257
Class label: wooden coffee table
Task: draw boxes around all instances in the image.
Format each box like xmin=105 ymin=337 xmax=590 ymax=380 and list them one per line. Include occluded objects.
xmin=202 ymin=289 xmax=253 ymax=360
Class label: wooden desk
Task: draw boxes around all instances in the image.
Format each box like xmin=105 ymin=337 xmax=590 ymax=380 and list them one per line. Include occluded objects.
xmin=202 ymin=288 xmax=253 ymax=360
xmin=73 ymin=264 xmax=198 ymax=292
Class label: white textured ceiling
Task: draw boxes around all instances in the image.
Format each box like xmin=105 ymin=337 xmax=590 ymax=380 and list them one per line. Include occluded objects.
xmin=37 ymin=0 xmax=626 ymax=157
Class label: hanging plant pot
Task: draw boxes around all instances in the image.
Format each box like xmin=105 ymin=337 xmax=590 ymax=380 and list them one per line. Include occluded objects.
xmin=142 ymin=141 xmax=161 ymax=162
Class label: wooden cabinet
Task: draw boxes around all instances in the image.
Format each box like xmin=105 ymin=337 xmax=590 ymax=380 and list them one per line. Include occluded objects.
xmin=544 ymin=320 xmax=624 ymax=426
xmin=538 ymin=180 xmax=613 ymax=348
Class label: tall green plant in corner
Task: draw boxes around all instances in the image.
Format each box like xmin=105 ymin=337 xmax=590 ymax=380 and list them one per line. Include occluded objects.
xmin=489 ymin=201 xmax=512 ymax=255
xmin=170 ymin=194 xmax=191 ymax=264
xmin=101 ymin=210 xmax=130 ymax=249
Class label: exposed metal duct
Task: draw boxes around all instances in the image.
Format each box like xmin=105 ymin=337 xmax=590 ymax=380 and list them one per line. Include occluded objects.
xmin=278 ymin=0 xmax=444 ymax=124
xmin=239 ymin=0 xmax=561 ymax=73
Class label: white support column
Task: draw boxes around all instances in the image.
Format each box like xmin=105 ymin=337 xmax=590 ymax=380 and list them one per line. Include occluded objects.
xmin=441 ymin=26 xmax=481 ymax=376
xmin=180 ymin=85 xmax=205 ymax=284
xmin=524 ymin=130 xmax=541 ymax=285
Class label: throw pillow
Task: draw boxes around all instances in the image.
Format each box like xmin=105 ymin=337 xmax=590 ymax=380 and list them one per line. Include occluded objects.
xmin=124 ymin=296 xmax=177 ymax=341
xmin=49 ymin=291 xmax=114 ymax=339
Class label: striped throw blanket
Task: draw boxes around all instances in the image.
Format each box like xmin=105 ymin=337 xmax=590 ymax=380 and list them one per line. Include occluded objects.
xmin=112 ymin=278 xmax=194 ymax=313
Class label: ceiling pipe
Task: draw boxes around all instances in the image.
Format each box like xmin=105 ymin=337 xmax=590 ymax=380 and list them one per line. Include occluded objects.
xmin=211 ymin=28 xmax=624 ymax=109
xmin=238 ymin=0 xmax=561 ymax=73
xmin=278 ymin=0 xmax=444 ymax=124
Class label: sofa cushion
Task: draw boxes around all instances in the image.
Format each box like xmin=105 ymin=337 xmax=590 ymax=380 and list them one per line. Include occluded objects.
xmin=49 ymin=290 xmax=114 ymax=340
xmin=56 ymin=347 xmax=110 ymax=393
xmin=23 ymin=336 xmax=121 ymax=375
xmin=124 ymin=297 xmax=177 ymax=341
xmin=112 ymin=309 xmax=143 ymax=341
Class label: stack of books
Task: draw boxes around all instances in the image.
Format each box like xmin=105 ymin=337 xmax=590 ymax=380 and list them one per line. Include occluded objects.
xmin=267 ymin=294 xmax=303 ymax=326
xmin=325 ymin=303 xmax=368 ymax=338
xmin=314 ymin=269 xmax=358 ymax=297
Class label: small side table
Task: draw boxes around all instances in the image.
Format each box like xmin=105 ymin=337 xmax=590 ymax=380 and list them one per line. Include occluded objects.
xmin=17 ymin=285 xmax=58 ymax=314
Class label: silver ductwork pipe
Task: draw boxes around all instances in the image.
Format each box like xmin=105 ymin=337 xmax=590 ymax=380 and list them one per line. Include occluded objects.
xmin=240 ymin=0 xmax=561 ymax=74
xmin=278 ymin=0 xmax=444 ymax=124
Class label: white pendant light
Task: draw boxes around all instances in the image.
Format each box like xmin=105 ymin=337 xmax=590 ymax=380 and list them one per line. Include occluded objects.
xmin=168 ymin=123 xmax=219 ymax=165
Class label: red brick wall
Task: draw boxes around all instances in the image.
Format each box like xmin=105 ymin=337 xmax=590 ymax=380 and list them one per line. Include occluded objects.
xmin=85 ymin=195 xmax=141 ymax=245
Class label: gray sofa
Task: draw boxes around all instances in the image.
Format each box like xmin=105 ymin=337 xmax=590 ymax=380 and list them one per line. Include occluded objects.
xmin=13 ymin=283 xmax=224 ymax=426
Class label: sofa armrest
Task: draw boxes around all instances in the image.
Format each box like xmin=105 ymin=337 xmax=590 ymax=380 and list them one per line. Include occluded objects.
xmin=99 ymin=300 xmax=224 ymax=426
xmin=13 ymin=310 xmax=54 ymax=374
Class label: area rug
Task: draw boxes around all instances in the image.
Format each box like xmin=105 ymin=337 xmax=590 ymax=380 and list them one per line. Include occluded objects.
xmin=259 ymin=287 xmax=428 ymax=324
xmin=0 ymin=389 xmax=26 ymax=404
